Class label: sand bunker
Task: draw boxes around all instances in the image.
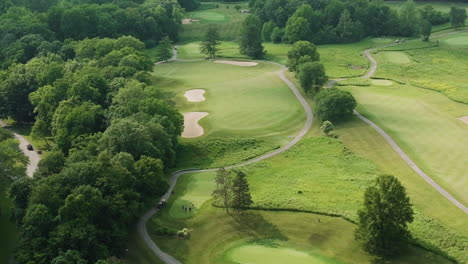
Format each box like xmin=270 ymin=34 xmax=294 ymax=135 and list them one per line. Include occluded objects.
xmin=372 ymin=79 xmax=393 ymax=86
xmin=182 ymin=18 xmax=200 ymax=24
xmin=458 ymin=116 xmax=468 ymax=124
xmin=184 ymin=89 xmax=206 ymax=102
xmin=182 ymin=112 xmax=209 ymax=138
xmin=214 ymin=60 xmax=258 ymax=67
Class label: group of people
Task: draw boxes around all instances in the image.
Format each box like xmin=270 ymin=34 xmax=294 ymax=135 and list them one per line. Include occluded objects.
xmin=182 ymin=203 xmax=195 ymax=213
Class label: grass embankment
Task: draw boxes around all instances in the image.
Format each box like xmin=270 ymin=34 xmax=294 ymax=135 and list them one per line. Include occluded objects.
xmin=148 ymin=172 xmax=450 ymax=264
xmin=152 ymin=60 xmax=305 ymax=169
xmin=374 ymin=30 xmax=468 ymax=103
xmin=180 ymin=2 xmax=249 ymax=42
xmin=176 ymin=38 xmax=395 ymax=78
xmin=0 ymin=177 xmax=18 ymax=264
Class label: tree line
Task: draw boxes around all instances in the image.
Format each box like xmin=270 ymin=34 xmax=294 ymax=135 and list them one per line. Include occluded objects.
xmin=0 ymin=0 xmax=184 ymax=70
xmin=0 ymin=1 xmax=186 ymax=263
xmin=248 ymin=0 xmax=465 ymax=44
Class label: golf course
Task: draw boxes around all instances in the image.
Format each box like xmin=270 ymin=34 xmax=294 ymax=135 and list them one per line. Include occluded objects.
xmin=1 ymin=0 xmax=468 ymax=263
xmin=122 ymin=1 xmax=468 ymax=262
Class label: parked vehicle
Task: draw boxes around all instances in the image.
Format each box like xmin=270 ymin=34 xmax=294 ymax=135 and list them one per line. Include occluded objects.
xmin=27 ymin=144 xmax=33 ymax=151
xmin=157 ymin=199 xmax=167 ymax=209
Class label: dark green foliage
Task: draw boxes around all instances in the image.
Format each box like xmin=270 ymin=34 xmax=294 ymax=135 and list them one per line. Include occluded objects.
xmin=0 ymin=139 xmax=27 ymax=180
xmin=261 ymin=21 xmax=275 ymax=42
xmin=314 ymin=88 xmax=357 ymax=122
xmin=270 ymin=27 xmax=284 ymax=43
xmin=355 ymin=175 xmax=414 ymax=258
xmin=297 ymin=62 xmax=327 ymax=94
xmin=232 ymin=170 xmax=253 ymax=211
xmin=51 ymin=250 xmax=87 ymax=264
xmin=177 ymin=0 xmax=200 ymax=11
xmin=286 ymin=40 xmax=320 ymax=72
xmin=250 ymin=0 xmax=436 ymax=44
xmin=239 ymin=15 xmax=265 ymax=59
xmin=157 ymin=36 xmax=173 ymax=62
xmin=420 ymin=19 xmax=432 ymax=41
xmin=420 ymin=5 xmax=449 ymax=25
xmin=36 ymin=150 xmax=66 ymax=177
xmin=200 ymin=26 xmax=221 ymax=58
xmin=450 ymin=6 xmax=467 ymax=27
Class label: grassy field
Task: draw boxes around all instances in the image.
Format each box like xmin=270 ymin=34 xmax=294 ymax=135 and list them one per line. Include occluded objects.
xmin=0 ymin=177 xmax=18 ymax=264
xmin=340 ymin=83 xmax=468 ymax=206
xmin=176 ymin=38 xmax=397 ymax=78
xmin=180 ymin=2 xmax=249 ymax=42
xmin=147 ymin=173 xmax=451 ymax=264
xmin=374 ymin=34 xmax=468 ymax=104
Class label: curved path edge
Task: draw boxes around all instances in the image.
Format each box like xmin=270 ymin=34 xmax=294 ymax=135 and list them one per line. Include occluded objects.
xmin=356 ymin=41 xmax=468 ymax=214
xmin=0 ymin=120 xmax=39 ymax=178
xmin=138 ymin=48 xmax=313 ymax=264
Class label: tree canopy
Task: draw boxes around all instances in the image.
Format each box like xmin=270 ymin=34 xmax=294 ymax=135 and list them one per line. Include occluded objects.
xmin=314 ymin=88 xmax=357 ymax=122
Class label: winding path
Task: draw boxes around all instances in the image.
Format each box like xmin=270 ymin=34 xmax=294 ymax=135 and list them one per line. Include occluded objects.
xmin=138 ymin=49 xmax=313 ymax=264
xmin=0 ymin=120 xmax=40 ymax=178
xmin=355 ymin=42 xmax=468 ymax=214
xmin=140 ymin=34 xmax=468 ymax=263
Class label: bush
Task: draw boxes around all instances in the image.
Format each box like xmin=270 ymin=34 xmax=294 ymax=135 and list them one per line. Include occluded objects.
xmin=314 ymin=89 xmax=357 ymax=122
xmin=154 ymin=226 xmax=177 ymax=236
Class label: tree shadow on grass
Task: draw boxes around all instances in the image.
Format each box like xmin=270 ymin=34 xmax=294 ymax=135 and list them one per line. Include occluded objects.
xmin=230 ymin=211 xmax=287 ymax=243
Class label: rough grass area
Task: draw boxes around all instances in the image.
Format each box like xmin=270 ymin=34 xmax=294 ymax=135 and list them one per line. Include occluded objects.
xmin=335 ymin=116 xmax=468 ymax=263
xmin=152 ymin=60 xmax=305 ymax=141
xmin=180 ymin=2 xmax=249 ymax=42
xmin=176 ymin=137 xmax=278 ymax=169
xmin=375 ymin=35 xmax=468 ymax=104
xmin=149 ymin=203 xmax=450 ymax=264
xmin=244 ymin=137 xmax=378 ymax=219
xmin=343 ymin=84 xmax=468 ymax=206
xmin=0 ymin=177 xmax=18 ymax=264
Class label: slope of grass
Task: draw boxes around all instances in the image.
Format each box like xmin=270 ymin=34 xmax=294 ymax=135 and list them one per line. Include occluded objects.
xmin=149 ymin=189 xmax=451 ymax=264
xmin=341 ymin=83 xmax=468 ymax=206
xmin=180 ymin=2 xmax=249 ymax=42
xmin=152 ymin=60 xmax=305 ymax=140
xmin=375 ymin=35 xmax=468 ymax=103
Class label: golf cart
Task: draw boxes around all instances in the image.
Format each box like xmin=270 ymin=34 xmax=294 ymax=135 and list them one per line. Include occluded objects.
xmin=27 ymin=144 xmax=34 ymax=151
xmin=157 ymin=199 xmax=167 ymax=209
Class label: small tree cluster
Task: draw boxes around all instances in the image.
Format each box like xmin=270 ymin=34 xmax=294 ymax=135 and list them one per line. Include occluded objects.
xmin=450 ymin=7 xmax=467 ymax=27
xmin=212 ymin=169 xmax=253 ymax=214
xmin=287 ymin=41 xmax=327 ymax=95
xmin=314 ymin=88 xmax=357 ymax=122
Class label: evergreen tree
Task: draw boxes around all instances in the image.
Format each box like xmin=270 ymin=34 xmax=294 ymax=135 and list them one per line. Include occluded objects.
xmin=200 ymin=26 xmax=221 ymax=58
xmin=157 ymin=36 xmax=173 ymax=62
xmin=232 ymin=171 xmax=253 ymax=212
xmin=239 ymin=15 xmax=265 ymax=59
xmin=355 ymin=175 xmax=414 ymax=258
xmin=212 ymin=168 xmax=233 ymax=214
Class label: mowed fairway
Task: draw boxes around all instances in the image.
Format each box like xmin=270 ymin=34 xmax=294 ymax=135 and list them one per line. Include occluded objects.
xmin=153 ymin=60 xmax=305 ymax=140
xmin=341 ymin=83 xmax=468 ymax=206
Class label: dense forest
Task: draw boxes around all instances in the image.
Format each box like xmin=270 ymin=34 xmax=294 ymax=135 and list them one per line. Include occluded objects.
xmin=252 ymin=0 xmax=451 ymax=44
xmin=0 ymin=0 xmax=189 ymax=263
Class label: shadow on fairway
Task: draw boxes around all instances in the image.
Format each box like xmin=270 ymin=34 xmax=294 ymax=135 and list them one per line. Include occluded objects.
xmin=230 ymin=211 xmax=287 ymax=242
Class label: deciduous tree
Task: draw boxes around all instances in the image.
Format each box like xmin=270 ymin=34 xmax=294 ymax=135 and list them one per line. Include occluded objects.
xmin=212 ymin=168 xmax=232 ymax=214
xmin=320 ymin=120 xmax=334 ymax=136
xmin=355 ymin=175 xmax=414 ymax=258
xmin=297 ymin=62 xmax=327 ymax=94
xmin=200 ymin=26 xmax=221 ymax=59
xmin=286 ymin=40 xmax=320 ymax=72
xmin=239 ymin=15 xmax=265 ymax=59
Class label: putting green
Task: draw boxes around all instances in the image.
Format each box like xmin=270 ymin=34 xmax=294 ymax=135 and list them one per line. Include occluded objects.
xmin=380 ymin=51 xmax=411 ymax=64
xmin=371 ymin=79 xmax=393 ymax=86
xmin=225 ymin=243 xmax=342 ymax=264
xmin=153 ymin=61 xmax=305 ymax=139
xmin=191 ymin=11 xmax=227 ymax=22
xmin=167 ymin=172 xmax=215 ymax=219
xmin=442 ymin=33 xmax=468 ymax=46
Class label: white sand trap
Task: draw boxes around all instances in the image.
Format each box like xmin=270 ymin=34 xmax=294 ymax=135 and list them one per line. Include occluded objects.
xmin=458 ymin=116 xmax=468 ymax=124
xmin=214 ymin=60 xmax=258 ymax=67
xmin=182 ymin=112 xmax=209 ymax=138
xmin=182 ymin=18 xmax=200 ymax=24
xmin=184 ymin=89 xmax=206 ymax=102
xmin=372 ymin=79 xmax=393 ymax=86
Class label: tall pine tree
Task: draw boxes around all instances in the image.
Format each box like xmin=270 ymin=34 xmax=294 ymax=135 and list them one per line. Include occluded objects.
xmin=232 ymin=170 xmax=253 ymax=212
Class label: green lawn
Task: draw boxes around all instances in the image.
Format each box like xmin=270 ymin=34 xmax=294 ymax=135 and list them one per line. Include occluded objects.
xmin=180 ymin=2 xmax=249 ymax=42
xmin=342 ymin=83 xmax=468 ymax=206
xmin=0 ymin=177 xmax=18 ymax=264
xmin=375 ymin=31 xmax=468 ymax=103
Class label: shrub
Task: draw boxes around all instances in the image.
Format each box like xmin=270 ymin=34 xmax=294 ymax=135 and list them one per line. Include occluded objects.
xmin=314 ymin=89 xmax=356 ymax=122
